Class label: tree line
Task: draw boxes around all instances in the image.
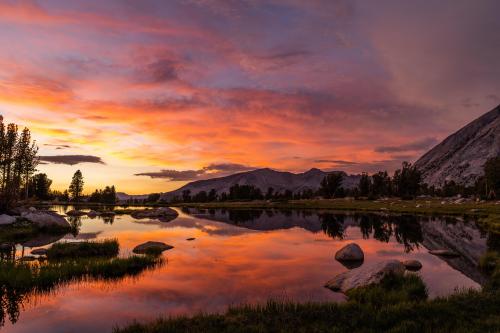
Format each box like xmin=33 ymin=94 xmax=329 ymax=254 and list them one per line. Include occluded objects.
xmin=31 ymin=170 xmax=118 ymax=204
xmin=171 ymin=158 xmax=500 ymax=203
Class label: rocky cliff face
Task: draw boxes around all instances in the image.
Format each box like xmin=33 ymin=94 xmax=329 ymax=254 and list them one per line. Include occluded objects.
xmin=415 ymin=105 xmax=500 ymax=187
xmin=161 ymin=168 xmax=360 ymax=200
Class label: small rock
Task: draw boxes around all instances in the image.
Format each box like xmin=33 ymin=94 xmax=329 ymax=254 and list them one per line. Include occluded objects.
xmin=429 ymin=249 xmax=460 ymax=257
xmin=66 ymin=210 xmax=87 ymax=216
xmin=0 ymin=214 xmax=16 ymax=225
xmin=186 ymin=238 xmax=196 ymax=241
xmin=87 ymin=210 xmax=98 ymax=218
xmin=29 ymin=207 xmax=37 ymax=212
xmin=133 ymin=241 xmax=174 ymax=254
xmin=325 ymin=260 xmax=405 ymax=293
xmin=335 ymin=243 xmax=364 ymax=262
xmin=402 ymin=260 xmax=422 ymax=271
xmin=31 ymin=248 xmax=48 ymax=256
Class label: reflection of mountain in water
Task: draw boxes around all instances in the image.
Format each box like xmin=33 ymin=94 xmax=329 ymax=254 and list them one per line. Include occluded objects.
xmin=184 ymin=208 xmax=489 ymax=284
xmin=185 ymin=208 xmax=324 ymax=232
xmin=420 ymin=217 xmax=488 ymax=285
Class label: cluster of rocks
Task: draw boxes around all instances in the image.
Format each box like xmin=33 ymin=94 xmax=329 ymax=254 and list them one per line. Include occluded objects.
xmin=326 ymin=243 xmax=426 ymax=293
xmin=130 ymin=207 xmax=179 ymax=222
xmin=66 ymin=210 xmax=116 ymax=218
xmin=0 ymin=207 xmax=71 ymax=229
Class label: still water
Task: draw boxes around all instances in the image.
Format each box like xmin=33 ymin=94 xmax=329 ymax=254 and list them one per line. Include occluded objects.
xmin=1 ymin=206 xmax=490 ymax=332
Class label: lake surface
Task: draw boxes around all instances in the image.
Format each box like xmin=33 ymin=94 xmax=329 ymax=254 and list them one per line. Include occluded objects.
xmin=1 ymin=206 xmax=490 ymax=333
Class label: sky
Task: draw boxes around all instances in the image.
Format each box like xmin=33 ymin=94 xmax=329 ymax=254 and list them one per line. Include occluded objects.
xmin=0 ymin=0 xmax=499 ymax=194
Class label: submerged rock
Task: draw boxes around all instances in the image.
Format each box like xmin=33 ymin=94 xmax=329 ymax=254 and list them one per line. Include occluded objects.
xmin=0 ymin=214 xmax=16 ymax=225
xmin=325 ymin=260 xmax=405 ymax=293
xmin=22 ymin=211 xmax=71 ymax=229
xmin=133 ymin=241 xmax=174 ymax=254
xmin=335 ymin=243 xmax=364 ymax=262
xmin=403 ymin=260 xmax=422 ymax=271
xmin=130 ymin=207 xmax=178 ymax=221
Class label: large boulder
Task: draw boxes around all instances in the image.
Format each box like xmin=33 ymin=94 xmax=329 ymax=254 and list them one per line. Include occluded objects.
xmin=335 ymin=243 xmax=364 ymax=262
xmin=133 ymin=241 xmax=174 ymax=254
xmin=130 ymin=207 xmax=178 ymax=221
xmin=325 ymin=260 xmax=406 ymax=293
xmin=22 ymin=211 xmax=71 ymax=229
xmin=0 ymin=214 xmax=16 ymax=225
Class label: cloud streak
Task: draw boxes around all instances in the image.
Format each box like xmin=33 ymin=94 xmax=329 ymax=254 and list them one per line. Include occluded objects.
xmin=374 ymin=137 xmax=438 ymax=153
xmin=39 ymin=155 xmax=105 ymax=166
xmin=135 ymin=163 xmax=256 ymax=181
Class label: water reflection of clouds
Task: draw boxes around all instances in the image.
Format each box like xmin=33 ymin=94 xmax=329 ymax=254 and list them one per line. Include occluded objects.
xmin=1 ymin=207 xmax=488 ymax=333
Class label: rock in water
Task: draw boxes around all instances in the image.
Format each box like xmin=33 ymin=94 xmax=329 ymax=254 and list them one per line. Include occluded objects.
xmin=335 ymin=243 xmax=364 ymax=262
xmin=0 ymin=214 xmax=16 ymax=225
xmin=66 ymin=210 xmax=87 ymax=216
xmin=133 ymin=241 xmax=174 ymax=254
xmin=22 ymin=211 xmax=71 ymax=229
xmin=325 ymin=260 xmax=405 ymax=293
xmin=403 ymin=260 xmax=423 ymax=271
xmin=87 ymin=210 xmax=98 ymax=218
xmin=131 ymin=207 xmax=178 ymax=221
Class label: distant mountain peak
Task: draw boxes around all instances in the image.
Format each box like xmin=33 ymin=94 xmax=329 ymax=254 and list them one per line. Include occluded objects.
xmin=161 ymin=167 xmax=361 ymax=200
xmin=415 ymin=105 xmax=500 ymax=187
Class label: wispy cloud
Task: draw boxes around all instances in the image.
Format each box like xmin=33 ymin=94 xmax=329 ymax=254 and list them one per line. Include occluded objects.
xmin=374 ymin=137 xmax=438 ymax=154
xmin=135 ymin=163 xmax=255 ymax=181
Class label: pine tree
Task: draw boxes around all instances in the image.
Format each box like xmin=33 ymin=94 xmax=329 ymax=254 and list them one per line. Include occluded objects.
xmin=69 ymin=170 xmax=84 ymax=202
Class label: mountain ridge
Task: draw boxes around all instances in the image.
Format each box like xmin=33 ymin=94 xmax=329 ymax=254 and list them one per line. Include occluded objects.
xmin=160 ymin=168 xmax=361 ymax=201
xmin=415 ymin=105 xmax=500 ymax=187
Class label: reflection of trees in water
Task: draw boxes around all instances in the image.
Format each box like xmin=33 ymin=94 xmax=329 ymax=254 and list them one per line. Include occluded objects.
xmin=319 ymin=213 xmax=425 ymax=253
xmin=319 ymin=214 xmax=345 ymax=239
xmin=227 ymin=210 xmax=264 ymax=224
xmin=101 ymin=215 xmax=115 ymax=224
xmin=67 ymin=216 xmax=82 ymax=237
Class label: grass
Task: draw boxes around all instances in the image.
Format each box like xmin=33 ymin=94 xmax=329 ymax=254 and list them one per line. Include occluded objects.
xmin=0 ymin=255 xmax=163 ymax=327
xmin=114 ymin=274 xmax=500 ymax=333
xmin=46 ymin=239 xmax=119 ymax=259
xmin=174 ymin=198 xmax=500 ymax=216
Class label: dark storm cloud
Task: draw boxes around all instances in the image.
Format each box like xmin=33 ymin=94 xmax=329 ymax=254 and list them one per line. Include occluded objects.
xmin=39 ymin=155 xmax=105 ymax=165
xmin=135 ymin=163 xmax=255 ymax=181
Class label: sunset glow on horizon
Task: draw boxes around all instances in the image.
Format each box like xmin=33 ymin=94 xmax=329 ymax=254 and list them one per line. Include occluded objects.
xmin=1 ymin=0 xmax=499 ymax=194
